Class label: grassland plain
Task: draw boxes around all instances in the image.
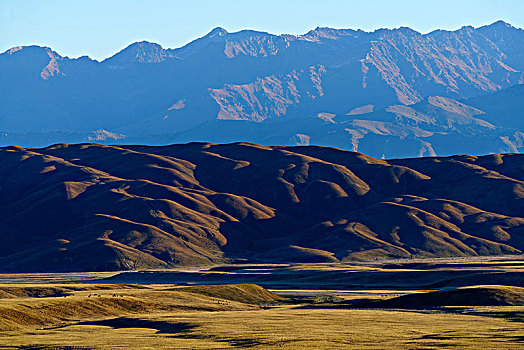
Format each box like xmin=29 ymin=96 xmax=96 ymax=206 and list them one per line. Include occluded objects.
xmin=0 ymin=283 xmax=523 ymax=349
xmin=2 ymin=308 xmax=524 ymax=349
xmin=0 ymin=257 xmax=523 ymax=349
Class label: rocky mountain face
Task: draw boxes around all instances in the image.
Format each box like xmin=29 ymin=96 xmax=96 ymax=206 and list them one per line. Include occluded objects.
xmin=1 ymin=21 xmax=524 ymax=157
xmin=0 ymin=142 xmax=522 ymax=272
xmin=161 ymin=92 xmax=524 ymax=158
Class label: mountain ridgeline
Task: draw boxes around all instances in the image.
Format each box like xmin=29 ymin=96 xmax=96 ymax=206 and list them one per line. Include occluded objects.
xmin=0 ymin=142 xmax=522 ymax=272
xmin=1 ymin=21 xmax=524 ymax=157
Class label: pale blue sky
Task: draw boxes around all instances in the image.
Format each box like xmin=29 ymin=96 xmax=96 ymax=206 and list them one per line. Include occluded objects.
xmin=1 ymin=0 xmax=522 ymax=60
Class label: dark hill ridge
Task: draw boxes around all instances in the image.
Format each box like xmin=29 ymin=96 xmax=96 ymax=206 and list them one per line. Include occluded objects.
xmin=0 ymin=142 xmax=522 ymax=272
xmin=1 ymin=22 xmax=524 ymax=157
xmin=368 ymin=285 xmax=524 ymax=308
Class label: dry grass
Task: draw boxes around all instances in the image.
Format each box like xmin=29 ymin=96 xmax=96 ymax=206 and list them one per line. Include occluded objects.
xmin=0 ymin=284 xmax=140 ymax=299
xmin=0 ymin=284 xmax=266 ymax=332
xmin=0 ymin=308 xmax=522 ymax=349
xmin=0 ymin=282 xmax=522 ymax=349
xmin=1 ymin=260 xmax=524 ymax=349
xmin=175 ymin=283 xmax=284 ymax=304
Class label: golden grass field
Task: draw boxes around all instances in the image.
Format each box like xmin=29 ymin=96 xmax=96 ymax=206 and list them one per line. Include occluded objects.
xmin=0 ymin=257 xmax=523 ymax=349
xmin=0 ymin=281 xmax=522 ymax=349
xmin=3 ymin=308 xmax=524 ymax=349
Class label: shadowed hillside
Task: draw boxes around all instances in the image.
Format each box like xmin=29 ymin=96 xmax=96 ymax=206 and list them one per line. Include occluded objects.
xmin=0 ymin=142 xmax=522 ymax=272
xmin=369 ymin=285 xmax=524 ymax=308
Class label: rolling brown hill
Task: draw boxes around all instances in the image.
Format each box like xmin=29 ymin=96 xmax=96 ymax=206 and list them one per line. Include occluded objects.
xmin=0 ymin=142 xmax=522 ymax=272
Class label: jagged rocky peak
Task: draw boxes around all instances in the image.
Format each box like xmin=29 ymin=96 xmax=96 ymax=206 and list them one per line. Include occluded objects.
xmin=170 ymin=27 xmax=232 ymax=58
xmin=484 ymin=20 xmax=515 ymax=29
xmin=371 ymin=26 xmax=422 ymax=40
xmin=1 ymin=45 xmax=62 ymax=59
xmin=103 ymin=40 xmax=173 ymax=65
xmin=179 ymin=27 xmax=284 ymax=58
xmin=477 ymin=20 xmax=524 ymax=40
xmin=393 ymin=26 xmax=422 ymax=35
xmin=74 ymin=55 xmax=97 ymax=62
xmin=3 ymin=46 xmax=24 ymax=55
xmin=206 ymin=26 xmax=229 ymax=38
xmin=0 ymin=46 xmax=65 ymax=80
xmin=203 ymin=27 xmax=277 ymax=43
xmin=302 ymin=27 xmax=359 ymax=40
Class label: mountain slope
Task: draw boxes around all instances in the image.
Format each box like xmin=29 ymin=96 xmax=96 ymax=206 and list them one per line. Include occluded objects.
xmin=1 ymin=21 xmax=524 ymax=138
xmin=0 ymin=142 xmax=522 ymax=272
xmin=466 ymin=83 xmax=524 ymax=130
xmin=148 ymin=91 xmax=523 ymax=159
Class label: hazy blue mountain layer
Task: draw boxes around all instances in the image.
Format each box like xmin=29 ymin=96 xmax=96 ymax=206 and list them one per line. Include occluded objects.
xmin=1 ymin=21 xmax=524 ymax=157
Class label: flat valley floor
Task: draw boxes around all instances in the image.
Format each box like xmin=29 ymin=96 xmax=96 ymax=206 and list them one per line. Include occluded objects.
xmin=1 ymin=256 xmax=523 ymax=349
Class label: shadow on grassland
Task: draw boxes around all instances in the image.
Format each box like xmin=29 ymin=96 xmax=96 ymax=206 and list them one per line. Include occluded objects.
xmin=77 ymin=317 xmax=197 ymax=334
xmin=78 ymin=317 xmax=263 ymax=347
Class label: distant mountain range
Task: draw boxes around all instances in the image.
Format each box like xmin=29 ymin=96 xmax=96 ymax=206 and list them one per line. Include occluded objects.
xmin=0 ymin=143 xmax=522 ymax=272
xmin=1 ymin=21 xmax=524 ymax=157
